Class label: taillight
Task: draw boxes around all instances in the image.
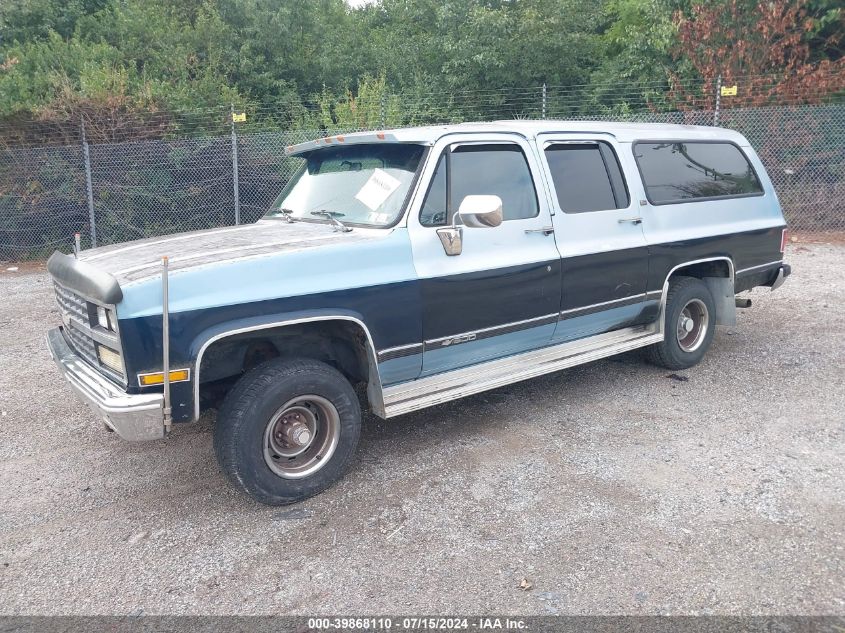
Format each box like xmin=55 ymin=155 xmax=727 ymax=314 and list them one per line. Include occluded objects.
xmin=780 ymin=228 xmax=789 ymax=253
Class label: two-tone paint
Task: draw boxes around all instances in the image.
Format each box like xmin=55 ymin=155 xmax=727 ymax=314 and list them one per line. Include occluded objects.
xmin=53 ymin=120 xmax=789 ymax=428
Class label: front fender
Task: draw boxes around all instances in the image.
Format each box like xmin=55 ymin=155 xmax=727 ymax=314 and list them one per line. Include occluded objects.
xmin=189 ymin=309 xmax=385 ymax=421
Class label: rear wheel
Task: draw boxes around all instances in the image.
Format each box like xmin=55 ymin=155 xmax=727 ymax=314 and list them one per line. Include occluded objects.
xmin=646 ymin=276 xmax=716 ymax=370
xmin=214 ymin=357 xmax=361 ymax=505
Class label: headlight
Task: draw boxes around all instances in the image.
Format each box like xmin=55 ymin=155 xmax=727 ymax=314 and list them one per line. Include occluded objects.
xmin=94 ymin=305 xmax=116 ymax=331
xmin=96 ymin=344 xmax=123 ymax=374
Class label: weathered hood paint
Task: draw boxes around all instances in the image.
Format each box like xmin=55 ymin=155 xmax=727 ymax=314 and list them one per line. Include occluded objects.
xmin=96 ymin=222 xmax=416 ymax=321
xmin=80 ymin=220 xmax=376 ymax=284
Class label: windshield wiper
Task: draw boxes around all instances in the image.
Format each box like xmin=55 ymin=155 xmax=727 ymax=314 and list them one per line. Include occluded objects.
xmin=311 ymin=210 xmax=352 ymax=233
xmin=273 ymin=208 xmax=297 ymax=223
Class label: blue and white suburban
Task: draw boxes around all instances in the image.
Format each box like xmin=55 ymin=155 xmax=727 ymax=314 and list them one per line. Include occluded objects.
xmin=46 ymin=121 xmax=791 ymax=504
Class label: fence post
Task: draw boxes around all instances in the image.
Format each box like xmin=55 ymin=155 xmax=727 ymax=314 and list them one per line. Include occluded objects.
xmin=380 ymin=92 xmax=387 ymax=128
xmin=81 ymin=117 xmax=97 ymax=248
xmin=714 ymin=74 xmax=722 ymax=126
xmin=230 ymin=104 xmax=241 ymax=225
xmin=541 ymin=83 xmax=547 ymax=119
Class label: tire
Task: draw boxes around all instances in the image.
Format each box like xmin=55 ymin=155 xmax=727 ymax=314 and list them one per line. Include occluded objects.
xmin=214 ymin=357 xmax=361 ymax=505
xmin=646 ymin=276 xmax=716 ymax=371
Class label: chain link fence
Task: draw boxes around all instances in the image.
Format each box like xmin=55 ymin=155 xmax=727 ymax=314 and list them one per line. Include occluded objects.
xmin=1 ymin=98 xmax=843 ymax=259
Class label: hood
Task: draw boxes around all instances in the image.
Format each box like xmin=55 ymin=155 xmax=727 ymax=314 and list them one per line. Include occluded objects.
xmin=78 ymin=220 xmax=376 ymax=284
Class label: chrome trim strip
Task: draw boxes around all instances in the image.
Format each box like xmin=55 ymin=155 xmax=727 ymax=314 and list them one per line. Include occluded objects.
xmin=383 ymin=323 xmax=663 ymax=417
xmin=377 ymin=343 xmax=424 ymax=362
xmin=645 ymin=290 xmax=663 ymax=298
xmin=560 ymin=295 xmax=652 ymax=320
xmin=735 ymin=260 xmax=783 ymax=275
xmin=193 ymin=315 xmax=384 ymax=421
xmin=559 ymin=294 xmax=645 ymax=316
xmin=424 ymin=313 xmax=559 ymax=349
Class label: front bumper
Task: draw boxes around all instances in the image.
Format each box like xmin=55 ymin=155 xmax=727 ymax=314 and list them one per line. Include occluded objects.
xmin=47 ymin=327 xmax=165 ymax=441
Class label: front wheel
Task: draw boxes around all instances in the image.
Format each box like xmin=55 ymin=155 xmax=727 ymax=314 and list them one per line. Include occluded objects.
xmin=214 ymin=357 xmax=361 ymax=505
xmin=646 ymin=276 xmax=716 ymax=371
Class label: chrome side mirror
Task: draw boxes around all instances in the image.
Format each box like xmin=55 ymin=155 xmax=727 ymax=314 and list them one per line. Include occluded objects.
xmin=458 ymin=195 xmax=503 ymax=228
xmin=434 ymin=195 xmax=503 ymax=256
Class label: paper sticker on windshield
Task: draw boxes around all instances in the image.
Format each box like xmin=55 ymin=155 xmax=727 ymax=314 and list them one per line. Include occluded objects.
xmin=367 ymin=212 xmax=391 ymax=224
xmin=355 ymin=168 xmax=401 ymax=211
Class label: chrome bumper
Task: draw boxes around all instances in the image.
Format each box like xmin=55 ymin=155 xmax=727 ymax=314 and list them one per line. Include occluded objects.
xmin=47 ymin=327 xmax=165 ymax=441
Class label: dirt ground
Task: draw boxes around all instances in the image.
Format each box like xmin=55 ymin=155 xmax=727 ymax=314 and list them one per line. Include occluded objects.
xmin=0 ymin=243 xmax=842 ymax=615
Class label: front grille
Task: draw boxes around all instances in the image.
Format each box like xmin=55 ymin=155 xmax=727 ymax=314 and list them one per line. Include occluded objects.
xmin=62 ymin=316 xmax=100 ymax=367
xmin=54 ymin=282 xmax=89 ymax=324
xmin=53 ymin=281 xmax=125 ymax=382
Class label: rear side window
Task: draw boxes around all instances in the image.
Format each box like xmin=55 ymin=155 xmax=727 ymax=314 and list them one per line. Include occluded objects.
xmin=420 ymin=144 xmax=539 ymax=226
xmin=544 ymin=142 xmax=630 ymax=213
xmin=634 ymin=141 xmax=763 ymax=204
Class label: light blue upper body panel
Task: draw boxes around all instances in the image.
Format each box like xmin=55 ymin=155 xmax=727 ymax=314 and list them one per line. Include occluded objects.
xmin=76 ymin=220 xmax=418 ymax=320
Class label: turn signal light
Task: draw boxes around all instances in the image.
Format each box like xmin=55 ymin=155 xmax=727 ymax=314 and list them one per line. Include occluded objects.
xmin=138 ymin=369 xmax=190 ymax=386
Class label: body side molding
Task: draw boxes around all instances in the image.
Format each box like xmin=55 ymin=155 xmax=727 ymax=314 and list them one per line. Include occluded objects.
xmin=735 ymin=259 xmax=783 ymax=275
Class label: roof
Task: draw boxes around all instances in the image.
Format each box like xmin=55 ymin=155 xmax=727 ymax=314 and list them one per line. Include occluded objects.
xmin=284 ymin=120 xmax=750 ymax=155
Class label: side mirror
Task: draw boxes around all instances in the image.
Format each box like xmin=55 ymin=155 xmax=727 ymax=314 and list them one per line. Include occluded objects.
xmin=434 ymin=195 xmax=503 ymax=257
xmin=458 ymin=195 xmax=503 ymax=228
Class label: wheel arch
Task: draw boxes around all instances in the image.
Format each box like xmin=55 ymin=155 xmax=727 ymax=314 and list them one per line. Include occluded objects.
xmin=191 ymin=312 xmax=385 ymax=421
xmin=659 ymin=256 xmax=736 ymax=328
xmin=663 ymin=257 xmax=734 ymax=288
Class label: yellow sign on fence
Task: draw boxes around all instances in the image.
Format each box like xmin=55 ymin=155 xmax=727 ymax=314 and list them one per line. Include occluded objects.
xmin=720 ymin=85 xmax=738 ymax=97
xmin=232 ymin=112 xmax=247 ymax=123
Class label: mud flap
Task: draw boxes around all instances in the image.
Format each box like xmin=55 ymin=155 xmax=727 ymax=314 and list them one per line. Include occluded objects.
xmin=704 ymin=276 xmax=736 ymax=326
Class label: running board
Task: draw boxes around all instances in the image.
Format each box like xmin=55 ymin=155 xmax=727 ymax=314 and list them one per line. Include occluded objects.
xmin=382 ymin=324 xmax=663 ymax=417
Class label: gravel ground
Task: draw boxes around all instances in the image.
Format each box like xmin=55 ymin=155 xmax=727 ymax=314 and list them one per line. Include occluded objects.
xmin=0 ymin=243 xmax=842 ymax=616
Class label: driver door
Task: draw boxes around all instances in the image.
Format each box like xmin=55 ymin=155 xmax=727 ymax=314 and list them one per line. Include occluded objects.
xmin=407 ymin=134 xmax=562 ymax=377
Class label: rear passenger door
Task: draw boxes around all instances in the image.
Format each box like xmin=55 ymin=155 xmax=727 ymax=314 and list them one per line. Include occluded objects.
xmin=538 ymin=135 xmax=654 ymax=343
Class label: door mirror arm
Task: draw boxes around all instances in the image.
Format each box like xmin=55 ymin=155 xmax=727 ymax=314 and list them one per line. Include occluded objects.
xmin=436 ymin=225 xmax=463 ymax=256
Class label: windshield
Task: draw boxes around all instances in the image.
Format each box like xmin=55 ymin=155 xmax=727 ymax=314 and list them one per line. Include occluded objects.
xmin=267 ymin=143 xmax=426 ymax=227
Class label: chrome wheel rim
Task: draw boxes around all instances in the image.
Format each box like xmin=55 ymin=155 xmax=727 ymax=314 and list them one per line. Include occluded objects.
xmin=676 ymin=299 xmax=709 ymax=353
xmin=263 ymin=395 xmax=340 ymax=479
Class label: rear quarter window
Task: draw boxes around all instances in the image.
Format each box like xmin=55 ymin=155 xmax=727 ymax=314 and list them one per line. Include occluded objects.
xmin=634 ymin=141 xmax=763 ymax=205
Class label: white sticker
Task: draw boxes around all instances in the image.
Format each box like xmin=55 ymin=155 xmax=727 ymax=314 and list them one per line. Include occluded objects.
xmin=367 ymin=212 xmax=391 ymax=224
xmin=354 ymin=168 xmax=402 ymax=211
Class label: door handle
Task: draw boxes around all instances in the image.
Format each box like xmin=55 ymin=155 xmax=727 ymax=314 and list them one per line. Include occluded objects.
xmin=618 ymin=217 xmax=643 ymax=225
xmin=525 ymin=226 xmax=555 ymax=235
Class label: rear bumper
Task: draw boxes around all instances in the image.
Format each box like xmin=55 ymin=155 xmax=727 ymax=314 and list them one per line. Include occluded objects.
xmin=770 ymin=263 xmax=791 ymax=291
xmin=47 ymin=327 xmax=165 ymax=441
